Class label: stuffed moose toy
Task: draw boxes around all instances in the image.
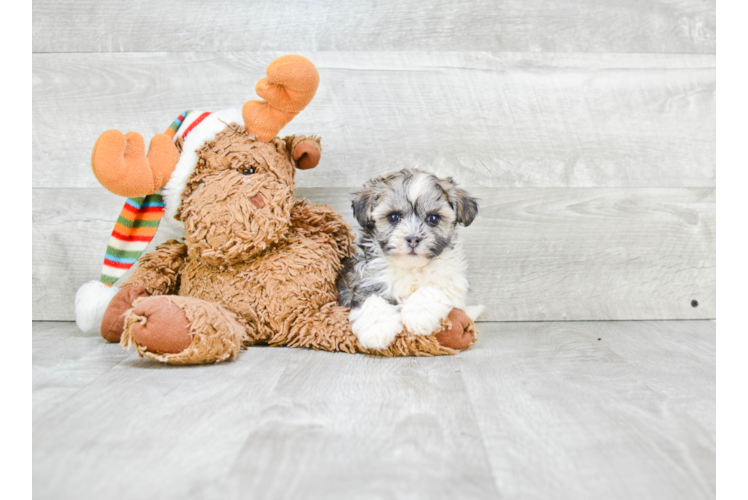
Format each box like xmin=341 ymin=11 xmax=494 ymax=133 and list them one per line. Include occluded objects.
xmin=75 ymin=55 xmax=477 ymax=364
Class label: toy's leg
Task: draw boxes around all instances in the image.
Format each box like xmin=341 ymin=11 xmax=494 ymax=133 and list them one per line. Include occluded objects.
xmin=100 ymin=285 xmax=150 ymax=343
xmin=434 ymin=309 xmax=478 ymax=350
xmin=121 ymin=295 xmax=248 ymax=364
xmin=372 ymin=307 xmax=477 ymax=356
xmin=283 ymin=304 xmax=477 ymax=356
xmin=279 ymin=304 xmax=360 ymax=353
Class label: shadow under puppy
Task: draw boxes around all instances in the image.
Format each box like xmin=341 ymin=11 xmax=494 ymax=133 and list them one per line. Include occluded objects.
xmin=338 ymin=168 xmax=484 ymax=350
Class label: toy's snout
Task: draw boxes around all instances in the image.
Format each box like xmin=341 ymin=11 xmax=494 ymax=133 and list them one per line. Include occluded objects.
xmin=250 ymin=193 xmax=265 ymax=209
xmin=181 ymin=169 xmax=295 ymax=267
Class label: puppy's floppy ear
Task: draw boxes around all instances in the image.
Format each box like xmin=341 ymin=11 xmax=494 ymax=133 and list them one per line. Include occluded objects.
xmin=352 ymin=179 xmax=385 ymax=229
xmin=352 ymin=188 xmax=375 ymax=229
xmin=439 ymin=177 xmax=479 ymax=227
xmin=451 ymin=187 xmax=479 ymax=226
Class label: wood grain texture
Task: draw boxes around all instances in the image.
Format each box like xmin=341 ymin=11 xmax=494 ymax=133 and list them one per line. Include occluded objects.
xmin=460 ymin=320 xmax=715 ymax=500
xmin=32 ymin=187 xmax=715 ymax=322
xmin=32 ymin=320 xmax=715 ymax=500
xmin=33 ymin=322 xmax=131 ymax=425
xmin=32 ymin=52 xmax=715 ymax=189
xmin=32 ymin=322 xmax=499 ymax=500
xmin=31 ymin=0 xmax=715 ymax=54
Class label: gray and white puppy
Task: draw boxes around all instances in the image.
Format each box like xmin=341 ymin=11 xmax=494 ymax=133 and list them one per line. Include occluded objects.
xmin=337 ymin=168 xmax=483 ymax=349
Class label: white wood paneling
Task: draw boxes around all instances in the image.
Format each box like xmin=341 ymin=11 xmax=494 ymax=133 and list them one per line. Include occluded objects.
xmin=31 ymin=0 xmax=715 ymax=54
xmin=32 ymin=320 xmax=715 ymax=500
xmin=32 ymin=187 xmax=715 ymax=322
xmin=32 ymin=52 xmax=715 ymax=189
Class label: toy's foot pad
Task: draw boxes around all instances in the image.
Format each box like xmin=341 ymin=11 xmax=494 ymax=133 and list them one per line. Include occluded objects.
xmin=129 ymin=296 xmax=192 ymax=354
xmin=435 ymin=309 xmax=474 ymax=350
xmin=100 ymin=285 xmax=150 ymax=343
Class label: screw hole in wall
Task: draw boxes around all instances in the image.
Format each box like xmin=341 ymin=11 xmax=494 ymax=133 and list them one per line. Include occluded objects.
xmin=691 ymin=300 xmax=699 ymax=308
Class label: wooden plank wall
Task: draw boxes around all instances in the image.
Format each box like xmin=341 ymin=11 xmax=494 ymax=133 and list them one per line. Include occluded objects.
xmin=32 ymin=1 xmax=716 ymax=322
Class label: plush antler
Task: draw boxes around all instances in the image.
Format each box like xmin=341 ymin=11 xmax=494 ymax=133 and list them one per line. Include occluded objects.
xmin=243 ymin=55 xmax=320 ymax=143
xmin=91 ymin=130 xmax=180 ymax=197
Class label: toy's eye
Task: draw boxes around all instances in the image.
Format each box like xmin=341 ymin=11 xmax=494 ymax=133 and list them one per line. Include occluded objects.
xmin=388 ymin=213 xmax=401 ymax=224
xmin=242 ymin=167 xmax=256 ymax=175
xmin=426 ymin=214 xmax=440 ymax=225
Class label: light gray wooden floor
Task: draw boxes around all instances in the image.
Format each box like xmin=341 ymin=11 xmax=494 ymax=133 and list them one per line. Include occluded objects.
xmin=33 ymin=320 xmax=715 ymax=500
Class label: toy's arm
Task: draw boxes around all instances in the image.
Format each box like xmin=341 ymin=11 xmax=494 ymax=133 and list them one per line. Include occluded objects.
xmin=100 ymin=240 xmax=187 ymax=343
xmin=292 ymin=203 xmax=355 ymax=261
xmin=122 ymin=239 xmax=188 ymax=295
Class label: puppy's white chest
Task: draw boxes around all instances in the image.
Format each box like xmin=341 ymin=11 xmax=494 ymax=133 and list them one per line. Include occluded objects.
xmin=383 ymin=247 xmax=469 ymax=306
xmin=392 ymin=267 xmax=437 ymax=299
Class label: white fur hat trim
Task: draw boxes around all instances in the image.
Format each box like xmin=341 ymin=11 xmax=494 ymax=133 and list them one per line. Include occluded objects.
xmin=162 ymin=107 xmax=244 ymax=228
xmin=75 ymin=280 xmax=121 ymax=334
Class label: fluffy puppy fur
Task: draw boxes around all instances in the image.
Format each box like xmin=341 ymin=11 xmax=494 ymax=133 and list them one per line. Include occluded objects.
xmin=337 ymin=168 xmax=482 ymax=349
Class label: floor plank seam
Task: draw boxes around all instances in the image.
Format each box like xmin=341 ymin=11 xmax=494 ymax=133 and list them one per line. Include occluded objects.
xmin=34 ymin=348 xmax=136 ymax=422
xmin=456 ymin=364 xmax=503 ymax=499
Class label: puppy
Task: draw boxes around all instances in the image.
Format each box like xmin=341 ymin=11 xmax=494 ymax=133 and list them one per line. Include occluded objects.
xmin=337 ymin=168 xmax=483 ymax=349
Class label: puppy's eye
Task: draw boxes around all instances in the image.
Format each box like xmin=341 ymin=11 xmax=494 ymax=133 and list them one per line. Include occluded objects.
xmin=426 ymin=214 xmax=440 ymax=225
xmin=242 ymin=167 xmax=256 ymax=175
xmin=388 ymin=213 xmax=401 ymax=224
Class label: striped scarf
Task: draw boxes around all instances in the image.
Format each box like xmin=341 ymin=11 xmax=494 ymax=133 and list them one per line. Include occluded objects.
xmin=99 ymin=111 xmax=192 ymax=286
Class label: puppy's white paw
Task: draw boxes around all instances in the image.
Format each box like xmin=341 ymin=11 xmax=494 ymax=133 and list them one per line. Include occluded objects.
xmin=401 ymin=302 xmax=446 ymax=336
xmin=349 ymin=295 xmax=403 ymax=350
xmin=401 ymin=287 xmax=454 ymax=336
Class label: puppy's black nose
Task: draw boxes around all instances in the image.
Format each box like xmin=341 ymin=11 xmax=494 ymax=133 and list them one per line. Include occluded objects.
xmin=405 ymin=236 xmax=422 ymax=249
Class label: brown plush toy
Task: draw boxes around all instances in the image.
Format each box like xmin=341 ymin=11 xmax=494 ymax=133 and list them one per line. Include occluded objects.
xmin=74 ymin=55 xmax=477 ymax=364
